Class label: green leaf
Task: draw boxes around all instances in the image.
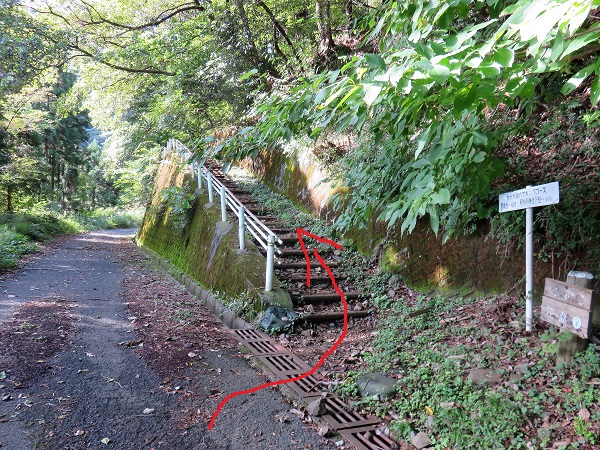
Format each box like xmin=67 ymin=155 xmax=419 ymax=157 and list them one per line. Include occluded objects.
xmin=365 ymin=54 xmax=387 ymax=70
xmin=560 ymin=28 xmax=600 ymax=60
xmin=412 ymin=159 xmax=431 ymax=169
xmin=479 ymin=61 xmax=502 ymax=78
xmin=238 ymin=69 xmax=258 ymax=80
xmin=432 ymin=188 xmax=451 ymax=205
xmin=363 ymin=83 xmax=383 ymax=107
xmin=429 ymin=207 xmax=440 ymax=235
xmin=561 ymin=64 xmax=595 ymax=95
xmin=314 ymin=88 xmax=328 ymax=105
xmin=494 ymin=47 xmax=514 ymax=68
xmin=519 ymin=80 xmax=536 ymax=98
xmin=472 ymin=132 xmax=488 ymax=147
xmin=337 ymin=85 xmax=362 ymax=108
xmin=591 ymin=76 xmax=600 ymax=106
xmin=473 ymin=151 xmax=487 ymax=163
xmin=550 ymin=32 xmax=566 ymax=62
xmin=453 ymin=84 xmax=477 ymax=114
xmin=430 ymin=63 xmax=451 ymax=83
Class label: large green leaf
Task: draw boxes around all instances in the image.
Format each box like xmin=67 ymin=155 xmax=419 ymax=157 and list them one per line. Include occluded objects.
xmin=591 ymin=76 xmax=600 ymax=106
xmin=365 ymin=54 xmax=387 ymax=71
xmin=494 ymin=47 xmax=514 ymax=68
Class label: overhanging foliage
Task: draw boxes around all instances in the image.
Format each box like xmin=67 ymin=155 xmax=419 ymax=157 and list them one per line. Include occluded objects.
xmin=214 ymin=0 xmax=600 ymax=240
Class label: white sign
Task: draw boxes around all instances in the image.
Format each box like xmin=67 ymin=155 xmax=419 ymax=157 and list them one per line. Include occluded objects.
xmin=499 ymin=182 xmax=560 ymax=213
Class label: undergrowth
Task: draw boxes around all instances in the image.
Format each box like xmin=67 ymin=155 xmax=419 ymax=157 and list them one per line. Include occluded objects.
xmin=227 ymin=166 xmax=334 ymax=239
xmin=0 ymin=207 xmax=143 ymax=270
xmin=224 ymin=165 xmax=600 ymax=449
xmin=333 ymin=294 xmax=600 ymax=449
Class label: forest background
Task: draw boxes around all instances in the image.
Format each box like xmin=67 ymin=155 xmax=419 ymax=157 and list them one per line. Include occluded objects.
xmin=1 ymin=0 xmax=599 ymax=276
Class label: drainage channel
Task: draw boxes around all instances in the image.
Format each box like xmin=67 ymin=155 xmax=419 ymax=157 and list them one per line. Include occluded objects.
xmin=229 ymin=328 xmax=398 ymax=450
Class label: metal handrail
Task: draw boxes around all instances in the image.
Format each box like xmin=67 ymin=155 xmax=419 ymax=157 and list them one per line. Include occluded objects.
xmin=162 ymin=139 xmax=282 ymax=291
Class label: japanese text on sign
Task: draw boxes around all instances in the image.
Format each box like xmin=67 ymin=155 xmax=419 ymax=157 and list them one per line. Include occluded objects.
xmin=499 ymin=182 xmax=559 ymax=213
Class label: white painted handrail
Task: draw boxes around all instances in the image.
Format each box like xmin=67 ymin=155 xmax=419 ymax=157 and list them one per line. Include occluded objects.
xmin=163 ymin=139 xmax=282 ymax=292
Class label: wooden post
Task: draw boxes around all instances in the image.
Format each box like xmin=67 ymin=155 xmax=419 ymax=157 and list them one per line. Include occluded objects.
xmin=556 ymin=271 xmax=595 ymax=366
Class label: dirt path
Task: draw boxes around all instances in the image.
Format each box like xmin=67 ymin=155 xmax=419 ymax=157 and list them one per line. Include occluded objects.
xmin=0 ymin=230 xmax=334 ymax=450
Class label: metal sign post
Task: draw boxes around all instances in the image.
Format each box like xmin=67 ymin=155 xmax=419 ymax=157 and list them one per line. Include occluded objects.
xmin=499 ymin=181 xmax=560 ymax=332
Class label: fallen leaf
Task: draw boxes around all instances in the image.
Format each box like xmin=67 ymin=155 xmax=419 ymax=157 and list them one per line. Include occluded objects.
xmin=143 ymin=408 xmax=155 ymax=415
xmin=425 ymin=405 xmax=433 ymax=415
xmin=0 ymin=371 xmax=5 ymax=380
xmin=318 ymin=424 xmax=331 ymax=437
xmin=100 ymin=437 xmax=111 ymax=445
xmin=577 ymin=408 xmax=591 ymax=422
xmin=289 ymin=408 xmax=304 ymax=418
xmin=74 ymin=430 xmax=85 ymax=436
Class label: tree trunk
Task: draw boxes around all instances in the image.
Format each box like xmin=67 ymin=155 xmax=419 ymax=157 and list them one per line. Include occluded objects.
xmin=255 ymin=0 xmax=301 ymax=66
xmin=59 ymin=163 xmax=65 ymax=209
xmin=316 ymin=0 xmax=334 ymax=56
xmin=50 ymin=153 xmax=55 ymax=201
xmin=233 ymin=0 xmax=281 ymax=78
xmin=345 ymin=0 xmax=353 ymax=26
xmin=6 ymin=184 xmax=13 ymax=213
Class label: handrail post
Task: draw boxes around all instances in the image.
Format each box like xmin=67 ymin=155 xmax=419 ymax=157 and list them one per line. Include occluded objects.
xmin=207 ymin=172 xmax=214 ymax=203
xmin=265 ymin=235 xmax=276 ymax=292
xmin=220 ymin=186 xmax=227 ymax=222
xmin=198 ymin=167 xmax=203 ymax=189
xmin=190 ymin=161 xmax=195 ymax=179
xmin=238 ymin=205 xmax=245 ymax=251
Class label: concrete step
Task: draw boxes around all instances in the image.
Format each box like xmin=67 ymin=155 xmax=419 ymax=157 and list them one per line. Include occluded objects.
xmin=260 ymin=248 xmax=333 ymax=257
xmin=292 ymin=292 xmax=364 ymax=304
xmin=278 ymin=236 xmax=299 ymax=244
xmin=287 ymin=274 xmax=348 ymax=283
xmin=275 ymin=261 xmax=339 ymax=269
xmin=299 ymin=310 xmax=370 ymax=323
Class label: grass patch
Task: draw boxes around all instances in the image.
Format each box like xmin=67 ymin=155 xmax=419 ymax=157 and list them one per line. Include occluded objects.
xmin=71 ymin=207 xmax=144 ymax=230
xmin=0 ymin=226 xmax=39 ymax=269
xmin=0 ymin=207 xmax=143 ymax=271
xmin=334 ymin=294 xmax=600 ymax=449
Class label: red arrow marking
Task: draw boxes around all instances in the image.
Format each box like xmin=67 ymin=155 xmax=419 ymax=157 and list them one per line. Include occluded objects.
xmin=208 ymin=227 xmax=347 ymax=430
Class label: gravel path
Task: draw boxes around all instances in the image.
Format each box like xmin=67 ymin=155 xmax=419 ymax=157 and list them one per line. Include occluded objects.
xmin=0 ymin=230 xmax=334 ymax=450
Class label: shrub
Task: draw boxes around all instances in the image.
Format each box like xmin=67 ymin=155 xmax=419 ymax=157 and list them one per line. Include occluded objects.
xmin=0 ymin=225 xmax=39 ymax=270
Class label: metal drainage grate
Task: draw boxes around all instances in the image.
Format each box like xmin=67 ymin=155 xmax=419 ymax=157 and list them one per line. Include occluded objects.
xmin=232 ymin=329 xmax=270 ymax=341
xmin=319 ymin=396 xmax=382 ymax=430
xmin=241 ymin=339 xmax=288 ymax=356
xmin=339 ymin=425 xmax=397 ymax=450
xmin=256 ymin=353 xmax=311 ymax=375
xmin=229 ymin=327 xmax=399 ymax=450
xmin=280 ymin=372 xmax=324 ymax=398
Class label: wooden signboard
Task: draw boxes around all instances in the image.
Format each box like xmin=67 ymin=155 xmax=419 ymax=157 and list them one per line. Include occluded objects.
xmin=541 ymin=278 xmax=595 ymax=339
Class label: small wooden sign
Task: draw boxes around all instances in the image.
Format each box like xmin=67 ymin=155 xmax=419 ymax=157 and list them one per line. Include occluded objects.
xmin=541 ymin=278 xmax=595 ymax=339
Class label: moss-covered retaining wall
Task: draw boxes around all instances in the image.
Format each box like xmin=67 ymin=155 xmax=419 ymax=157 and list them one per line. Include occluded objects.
xmin=242 ymin=146 xmax=577 ymax=295
xmin=139 ymin=157 xmax=282 ymax=305
xmin=137 ymin=243 xmax=252 ymax=329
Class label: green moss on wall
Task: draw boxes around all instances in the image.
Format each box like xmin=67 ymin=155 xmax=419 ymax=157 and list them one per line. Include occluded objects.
xmin=241 ymin=145 xmax=567 ymax=296
xmin=139 ymin=159 xmax=278 ymax=303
